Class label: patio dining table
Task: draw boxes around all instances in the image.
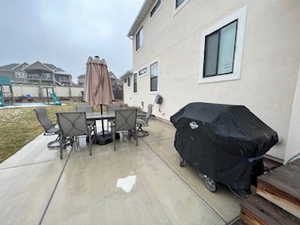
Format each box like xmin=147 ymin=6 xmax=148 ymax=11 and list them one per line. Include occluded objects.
xmin=85 ymin=111 xmax=146 ymax=145
xmin=86 ymin=111 xmax=115 ymax=121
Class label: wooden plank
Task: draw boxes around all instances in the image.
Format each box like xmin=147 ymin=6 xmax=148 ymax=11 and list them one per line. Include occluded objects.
xmin=257 ymin=159 xmax=300 ymax=219
xmin=241 ymin=195 xmax=300 ymax=225
xmin=241 ymin=208 xmax=262 ymax=225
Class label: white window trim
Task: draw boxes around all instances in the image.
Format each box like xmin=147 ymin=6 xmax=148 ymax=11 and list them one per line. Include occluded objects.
xmin=173 ymin=0 xmax=191 ymax=16
xmin=149 ymin=60 xmax=160 ymax=94
xmin=199 ymin=6 xmax=247 ymax=84
xmin=150 ymin=0 xmax=162 ymax=20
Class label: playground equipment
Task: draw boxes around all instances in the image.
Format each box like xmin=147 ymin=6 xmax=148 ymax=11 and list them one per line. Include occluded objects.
xmin=41 ymin=86 xmax=61 ymax=105
xmin=0 ymin=76 xmax=14 ymax=107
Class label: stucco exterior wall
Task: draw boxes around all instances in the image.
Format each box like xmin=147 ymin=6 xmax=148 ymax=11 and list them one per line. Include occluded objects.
xmin=124 ymin=0 xmax=300 ymax=160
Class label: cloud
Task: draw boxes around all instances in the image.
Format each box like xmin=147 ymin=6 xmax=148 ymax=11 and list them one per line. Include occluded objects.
xmin=0 ymin=0 xmax=144 ymax=78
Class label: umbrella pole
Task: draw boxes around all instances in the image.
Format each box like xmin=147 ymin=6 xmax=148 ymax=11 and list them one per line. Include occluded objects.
xmin=100 ymin=104 xmax=105 ymax=136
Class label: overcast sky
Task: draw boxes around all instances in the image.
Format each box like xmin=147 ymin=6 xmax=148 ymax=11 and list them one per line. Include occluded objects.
xmin=0 ymin=0 xmax=144 ymax=79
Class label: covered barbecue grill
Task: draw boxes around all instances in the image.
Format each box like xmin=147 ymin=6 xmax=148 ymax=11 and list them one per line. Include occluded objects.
xmin=170 ymin=102 xmax=278 ymax=194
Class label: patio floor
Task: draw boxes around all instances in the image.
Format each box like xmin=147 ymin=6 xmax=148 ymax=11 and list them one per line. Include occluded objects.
xmin=0 ymin=119 xmax=240 ymax=225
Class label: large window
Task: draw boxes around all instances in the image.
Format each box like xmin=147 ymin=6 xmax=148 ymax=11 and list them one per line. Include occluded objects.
xmin=203 ymin=20 xmax=238 ymax=77
xmin=136 ymin=27 xmax=144 ymax=51
xmin=133 ymin=73 xmax=137 ymax=93
xmin=175 ymin=0 xmax=185 ymax=8
xmin=150 ymin=62 xmax=159 ymax=92
xmin=150 ymin=0 xmax=161 ymax=17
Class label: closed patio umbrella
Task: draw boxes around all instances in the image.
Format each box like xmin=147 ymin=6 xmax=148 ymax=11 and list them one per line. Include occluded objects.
xmin=85 ymin=56 xmax=114 ymax=136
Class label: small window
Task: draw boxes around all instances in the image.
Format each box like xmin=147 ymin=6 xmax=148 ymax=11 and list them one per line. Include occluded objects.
xmin=150 ymin=0 xmax=161 ymax=17
xmin=124 ymin=78 xmax=127 ymax=83
xmin=138 ymin=67 xmax=147 ymax=76
xmin=136 ymin=27 xmax=144 ymax=51
xmin=150 ymin=62 xmax=159 ymax=92
xmin=175 ymin=0 xmax=185 ymax=8
xmin=133 ymin=73 xmax=137 ymax=93
xmin=127 ymin=77 xmax=131 ymax=87
xmin=203 ymin=20 xmax=238 ymax=78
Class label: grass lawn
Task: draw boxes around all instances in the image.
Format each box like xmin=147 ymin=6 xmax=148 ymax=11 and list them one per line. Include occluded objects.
xmin=0 ymin=104 xmax=75 ymax=163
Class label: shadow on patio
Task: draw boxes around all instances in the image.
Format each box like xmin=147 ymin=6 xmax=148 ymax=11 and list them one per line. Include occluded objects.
xmin=0 ymin=119 xmax=240 ymax=225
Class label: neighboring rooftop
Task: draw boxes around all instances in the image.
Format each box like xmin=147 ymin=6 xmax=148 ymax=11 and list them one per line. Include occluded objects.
xmin=0 ymin=63 xmax=20 ymax=71
xmin=0 ymin=61 xmax=70 ymax=75
xmin=25 ymin=61 xmax=53 ymax=73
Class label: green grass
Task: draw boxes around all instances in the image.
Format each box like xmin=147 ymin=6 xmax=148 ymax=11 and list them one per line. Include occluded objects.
xmin=0 ymin=104 xmax=75 ymax=163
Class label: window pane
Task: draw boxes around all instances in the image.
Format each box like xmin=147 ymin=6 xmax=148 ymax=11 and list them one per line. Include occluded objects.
xmin=176 ymin=0 xmax=185 ymax=8
xmin=136 ymin=27 xmax=143 ymax=50
xmin=150 ymin=77 xmax=158 ymax=92
xmin=150 ymin=62 xmax=159 ymax=91
xmin=140 ymin=28 xmax=143 ymax=48
xmin=150 ymin=62 xmax=158 ymax=78
xmin=204 ymin=32 xmax=219 ymax=77
xmin=217 ymin=21 xmax=237 ymax=74
xmin=127 ymin=77 xmax=130 ymax=87
xmin=136 ymin=32 xmax=140 ymax=50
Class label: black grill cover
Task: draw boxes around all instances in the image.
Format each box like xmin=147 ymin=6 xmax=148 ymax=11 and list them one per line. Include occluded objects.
xmin=170 ymin=102 xmax=278 ymax=191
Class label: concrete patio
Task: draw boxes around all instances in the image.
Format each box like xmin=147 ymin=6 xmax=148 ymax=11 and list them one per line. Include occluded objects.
xmin=0 ymin=119 xmax=240 ymax=225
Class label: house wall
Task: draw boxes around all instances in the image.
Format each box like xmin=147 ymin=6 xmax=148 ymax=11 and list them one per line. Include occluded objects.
xmin=285 ymin=65 xmax=300 ymax=162
xmin=124 ymin=0 xmax=300 ymax=160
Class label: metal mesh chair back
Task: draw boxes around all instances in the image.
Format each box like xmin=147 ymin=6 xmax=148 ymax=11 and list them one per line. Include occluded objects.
xmin=56 ymin=112 xmax=88 ymax=137
xmin=115 ymin=108 xmax=137 ymax=131
xmin=107 ymin=104 xmax=122 ymax=112
xmin=76 ymin=104 xmax=92 ymax=113
xmin=34 ymin=107 xmax=54 ymax=131
xmin=145 ymin=104 xmax=153 ymax=124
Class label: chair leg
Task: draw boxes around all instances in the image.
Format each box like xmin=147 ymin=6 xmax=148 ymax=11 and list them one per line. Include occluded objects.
xmin=59 ymin=136 xmax=64 ymax=160
xmin=113 ymin=130 xmax=116 ymax=151
xmin=135 ymin=129 xmax=138 ymax=146
xmin=88 ymin=134 xmax=92 ymax=156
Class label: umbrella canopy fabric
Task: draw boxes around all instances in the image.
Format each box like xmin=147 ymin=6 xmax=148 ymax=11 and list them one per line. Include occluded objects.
xmin=85 ymin=56 xmax=114 ymax=107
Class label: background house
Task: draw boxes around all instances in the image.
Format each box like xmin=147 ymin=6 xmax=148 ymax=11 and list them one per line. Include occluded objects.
xmin=0 ymin=61 xmax=72 ymax=86
xmin=77 ymin=74 xmax=86 ymax=87
xmin=122 ymin=0 xmax=300 ymax=162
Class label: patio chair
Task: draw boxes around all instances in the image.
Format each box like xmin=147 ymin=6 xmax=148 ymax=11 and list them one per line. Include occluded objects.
xmin=34 ymin=107 xmax=60 ymax=148
xmin=56 ymin=112 xmax=92 ymax=159
xmin=136 ymin=104 xmax=153 ymax=137
xmin=112 ymin=108 xmax=138 ymax=151
xmin=76 ymin=104 xmax=95 ymax=131
xmin=107 ymin=103 xmax=122 ymax=112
